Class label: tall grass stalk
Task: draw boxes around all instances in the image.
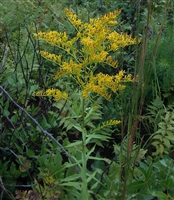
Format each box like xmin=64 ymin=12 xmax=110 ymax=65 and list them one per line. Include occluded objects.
xmin=120 ymin=0 xmax=170 ymax=198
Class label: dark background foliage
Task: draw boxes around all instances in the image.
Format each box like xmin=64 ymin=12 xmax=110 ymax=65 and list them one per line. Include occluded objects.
xmin=0 ymin=0 xmax=174 ymax=199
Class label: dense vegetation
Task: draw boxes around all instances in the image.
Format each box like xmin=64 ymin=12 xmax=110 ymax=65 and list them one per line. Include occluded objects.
xmin=0 ymin=0 xmax=174 ymax=199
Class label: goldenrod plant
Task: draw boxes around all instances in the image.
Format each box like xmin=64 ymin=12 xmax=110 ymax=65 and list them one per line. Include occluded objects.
xmin=1 ymin=0 xmax=174 ymax=199
xmin=34 ymin=8 xmax=138 ymax=101
xmin=33 ymin=8 xmax=139 ymax=199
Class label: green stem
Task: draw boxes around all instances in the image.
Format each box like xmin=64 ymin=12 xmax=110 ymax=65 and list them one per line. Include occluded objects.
xmin=81 ymin=98 xmax=89 ymax=199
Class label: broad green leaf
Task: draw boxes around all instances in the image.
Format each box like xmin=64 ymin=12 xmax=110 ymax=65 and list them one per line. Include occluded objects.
xmin=11 ymin=113 xmax=18 ymax=123
xmin=3 ymin=108 xmax=10 ymax=117
xmin=29 ymin=85 xmax=38 ymax=93
xmin=127 ymin=181 xmax=145 ymax=192
xmin=153 ymin=134 xmax=163 ymax=140
xmin=26 ymin=149 xmax=35 ymax=157
xmin=166 ymin=131 xmax=174 ymax=140
xmin=53 ymin=153 xmax=62 ymax=167
xmin=10 ymin=162 xmax=21 ymax=178
xmin=151 ymin=141 xmax=160 ymax=147
xmin=163 ymin=138 xmax=170 ymax=149
xmin=152 ymin=191 xmax=169 ymax=200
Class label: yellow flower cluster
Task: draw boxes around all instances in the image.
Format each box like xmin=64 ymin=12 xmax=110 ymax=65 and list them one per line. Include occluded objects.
xmin=107 ymin=32 xmax=139 ymax=51
xmin=34 ymin=8 xmax=139 ymax=101
xmin=65 ymin=8 xmax=82 ymax=27
xmin=82 ymin=71 xmax=131 ymax=100
xmin=40 ymin=51 xmax=62 ymax=63
xmin=34 ymin=31 xmax=68 ymax=47
xmin=53 ymin=59 xmax=83 ymax=79
xmin=88 ymin=51 xmax=108 ymax=63
xmin=102 ymin=119 xmax=121 ymax=126
xmin=105 ymin=56 xmax=118 ymax=68
xmin=34 ymin=89 xmax=68 ymax=101
xmin=100 ymin=10 xmax=121 ymax=25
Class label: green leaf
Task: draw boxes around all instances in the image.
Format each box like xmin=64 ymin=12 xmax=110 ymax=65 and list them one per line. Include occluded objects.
xmin=26 ymin=149 xmax=35 ymax=157
xmin=88 ymin=156 xmax=108 ymax=162
xmin=59 ymin=181 xmax=81 ymax=190
xmin=152 ymin=191 xmax=169 ymax=200
xmin=86 ymin=145 xmax=96 ymax=159
xmin=163 ymin=138 xmax=170 ymax=149
xmin=86 ymin=134 xmax=110 ymax=144
xmin=159 ymin=143 xmax=164 ymax=154
xmin=61 ymin=173 xmax=80 ymax=182
xmin=29 ymin=85 xmax=38 ymax=93
xmin=84 ymin=107 xmax=94 ymax=124
xmin=166 ymin=131 xmax=174 ymax=140
xmin=14 ymin=143 xmax=23 ymax=154
xmin=66 ymin=140 xmax=82 ymax=147
xmin=127 ymin=181 xmax=145 ymax=192
xmin=53 ymin=153 xmax=62 ymax=168
xmin=3 ymin=109 xmax=10 ymax=117
xmin=146 ymin=162 xmax=152 ymax=181
xmin=86 ymin=170 xmax=98 ymax=183
xmin=151 ymin=141 xmax=159 ymax=146
xmin=11 ymin=113 xmax=18 ymax=123
xmin=153 ymin=134 xmax=163 ymax=140
xmin=73 ymin=124 xmax=85 ymax=133
xmin=8 ymin=75 xmax=16 ymax=85
xmin=10 ymin=162 xmax=21 ymax=178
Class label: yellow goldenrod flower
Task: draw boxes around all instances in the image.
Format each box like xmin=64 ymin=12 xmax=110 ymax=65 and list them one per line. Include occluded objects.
xmin=40 ymin=51 xmax=62 ymax=63
xmin=34 ymin=8 xmax=140 ymax=101
xmin=105 ymin=56 xmax=118 ymax=68
xmin=82 ymin=70 xmax=132 ymax=100
xmin=102 ymin=119 xmax=121 ymax=126
xmin=34 ymin=89 xmax=68 ymax=101
xmin=53 ymin=61 xmax=73 ymax=79
xmin=34 ymin=31 xmax=68 ymax=47
xmin=65 ymin=8 xmax=82 ymax=27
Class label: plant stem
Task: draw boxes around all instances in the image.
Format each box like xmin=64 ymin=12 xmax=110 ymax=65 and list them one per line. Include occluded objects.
xmin=81 ymin=98 xmax=89 ymax=199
